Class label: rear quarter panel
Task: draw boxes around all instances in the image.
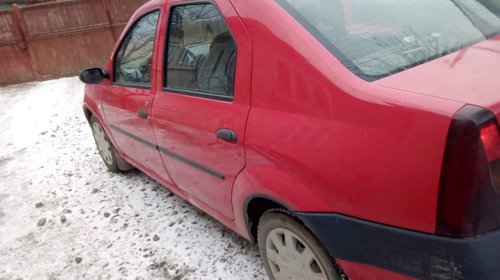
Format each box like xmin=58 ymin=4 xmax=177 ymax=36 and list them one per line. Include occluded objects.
xmin=230 ymin=0 xmax=465 ymax=234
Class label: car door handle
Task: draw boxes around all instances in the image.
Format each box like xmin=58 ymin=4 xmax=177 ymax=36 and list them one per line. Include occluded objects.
xmin=216 ymin=128 xmax=238 ymax=143
xmin=137 ymin=109 xmax=148 ymax=119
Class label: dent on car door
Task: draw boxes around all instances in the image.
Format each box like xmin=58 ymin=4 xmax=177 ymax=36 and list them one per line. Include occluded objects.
xmin=102 ymin=10 xmax=171 ymax=181
xmin=152 ymin=1 xmax=252 ymax=219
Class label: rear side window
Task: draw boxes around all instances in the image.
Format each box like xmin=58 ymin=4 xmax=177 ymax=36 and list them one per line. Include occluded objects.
xmin=114 ymin=11 xmax=160 ymax=87
xmin=165 ymin=4 xmax=237 ymax=99
xmin=276 ymin=0 xmax=500 ymax=81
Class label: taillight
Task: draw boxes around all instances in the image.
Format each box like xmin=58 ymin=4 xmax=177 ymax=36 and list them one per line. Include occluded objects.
xmin=481 ymin=122 xmax=500 ymax=193
xmin=437 ymin=105 xmax=500 ymax=238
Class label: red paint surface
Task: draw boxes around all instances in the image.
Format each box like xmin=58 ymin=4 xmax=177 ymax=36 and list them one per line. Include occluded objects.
xmin=378 ymin=35 xmax=500 ymax=118
xmin=337 ymin=259 xmax=417 ymax=280
xmin=82 ymin=0 xmax=500 ymax=278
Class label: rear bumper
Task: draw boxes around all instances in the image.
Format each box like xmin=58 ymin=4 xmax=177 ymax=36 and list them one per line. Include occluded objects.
xmin=296 ymin=213 xmax=500 ymax=280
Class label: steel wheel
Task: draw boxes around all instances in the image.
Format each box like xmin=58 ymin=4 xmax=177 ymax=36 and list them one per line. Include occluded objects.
xmin=90 ymin=116 xmax=120 ymax=173
xmin=92 ymin=121 xmax=113 ymax=165
xmin=266 ymin=227 xmax=328 ymax=280
xmin=258 ymin=211 xmax=341 ymax=280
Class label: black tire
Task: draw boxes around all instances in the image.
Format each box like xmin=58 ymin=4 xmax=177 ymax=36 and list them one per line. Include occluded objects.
xmin=258 ymin=211 xmax=341 ymax=280
xmin=90 ymin=116 xmax=122 ymax=173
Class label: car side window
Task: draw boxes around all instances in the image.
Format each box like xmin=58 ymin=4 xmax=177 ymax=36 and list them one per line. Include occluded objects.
xmin=165 ymin=4 xmax=237 ymax=98
xmin=114 ymin=11 xmax=159 ymax=87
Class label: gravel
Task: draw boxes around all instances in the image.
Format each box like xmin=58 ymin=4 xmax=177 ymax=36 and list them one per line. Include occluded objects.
xmin=0 ymin=77 xmax=266 ymax=280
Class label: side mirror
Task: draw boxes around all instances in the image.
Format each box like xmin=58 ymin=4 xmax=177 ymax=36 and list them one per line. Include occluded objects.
xmin=79 ymin=68 xmax=108 ymax=84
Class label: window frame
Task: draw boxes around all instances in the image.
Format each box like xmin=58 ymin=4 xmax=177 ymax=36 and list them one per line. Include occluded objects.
xmin=162 ymin=1 xmax=238 ymax=102
xmin=112 ymin=9 xmax=161 ymax=89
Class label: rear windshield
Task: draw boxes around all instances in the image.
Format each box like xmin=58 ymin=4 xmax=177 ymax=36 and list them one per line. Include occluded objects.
xmin=276 ymin=0 xmax=500 ymax=81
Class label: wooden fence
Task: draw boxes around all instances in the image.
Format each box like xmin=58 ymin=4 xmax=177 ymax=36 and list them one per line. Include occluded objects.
xmin=0 ymin=0 xmax=148 ymax=85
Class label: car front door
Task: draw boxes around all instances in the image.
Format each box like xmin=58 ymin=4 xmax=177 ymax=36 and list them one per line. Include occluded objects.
xmin=152 ymin=0 xmax=252 ymax=219
xmin=102 ymin=9 xmax=170 ymax=180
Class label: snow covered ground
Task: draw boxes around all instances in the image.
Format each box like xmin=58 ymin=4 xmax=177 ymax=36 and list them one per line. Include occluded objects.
xmin=0 ymin=77 xmax=266 ymax=279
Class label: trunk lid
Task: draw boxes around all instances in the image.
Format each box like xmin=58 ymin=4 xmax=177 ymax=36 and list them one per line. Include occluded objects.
xmin=376 ymin=35 xmax=500 ymax=115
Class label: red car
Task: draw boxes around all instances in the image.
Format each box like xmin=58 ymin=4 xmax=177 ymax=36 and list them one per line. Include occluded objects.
xmin=80 ymin=0 xmax=500 ymax=279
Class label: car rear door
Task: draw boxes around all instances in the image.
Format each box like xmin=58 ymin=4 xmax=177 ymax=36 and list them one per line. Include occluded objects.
xmin=151 ymin=0 xmax=252 ymax=219
xmin=101 ymin=8 xmax=170 ymax=180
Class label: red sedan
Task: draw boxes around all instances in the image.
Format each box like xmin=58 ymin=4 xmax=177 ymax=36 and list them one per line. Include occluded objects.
xmin=80 ymin=0 xmax=500 ymax=279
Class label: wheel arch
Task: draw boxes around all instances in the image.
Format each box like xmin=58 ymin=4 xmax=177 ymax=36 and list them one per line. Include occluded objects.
xmin=232 ymin=165 xmax=333 ymax=242
xmin=83 ymin=106 xmax=93 ymax=123
xmin=82 ymin=103 xmax=114 ymax=150
xmin=83 ymin=103 xmax=133 ymax=171
xmin=243 ymin=194 xmax=292 ymax=242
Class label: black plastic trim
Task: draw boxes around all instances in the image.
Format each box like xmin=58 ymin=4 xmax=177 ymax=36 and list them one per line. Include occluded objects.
xmin=82 ymin=106 xmax=92 ymax=124
xmin=216 ymin=128 xmax=238 ymax=142
xmin=242 ymin=194 xmax=292 ymax=242
xmin=156 ymin=146 xmax=225 ymax=180
xmin=112 ymin=82 xmax=151 ymax=90
xmin=162 ymin=87 xmax=233 ymax=102
xmin=297 ymin=212 xmax=500 ymax=279
xmin=109 ymin=124 xmax=225 ymax=180
xmin=110 ymin=125 xmax=157 ymax=149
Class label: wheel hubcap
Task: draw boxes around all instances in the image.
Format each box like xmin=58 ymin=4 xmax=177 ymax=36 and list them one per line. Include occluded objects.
xmin=92 ymin=122 xmax=113 ymax=166
xmin=266 ymin=228 xmax=328 ymax=280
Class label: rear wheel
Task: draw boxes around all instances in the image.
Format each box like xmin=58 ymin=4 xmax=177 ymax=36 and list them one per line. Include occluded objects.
xmin=258 ymin=211 xmax=341 ymax=280
xmin=90 ymin=116 xmax=121 ymax=173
